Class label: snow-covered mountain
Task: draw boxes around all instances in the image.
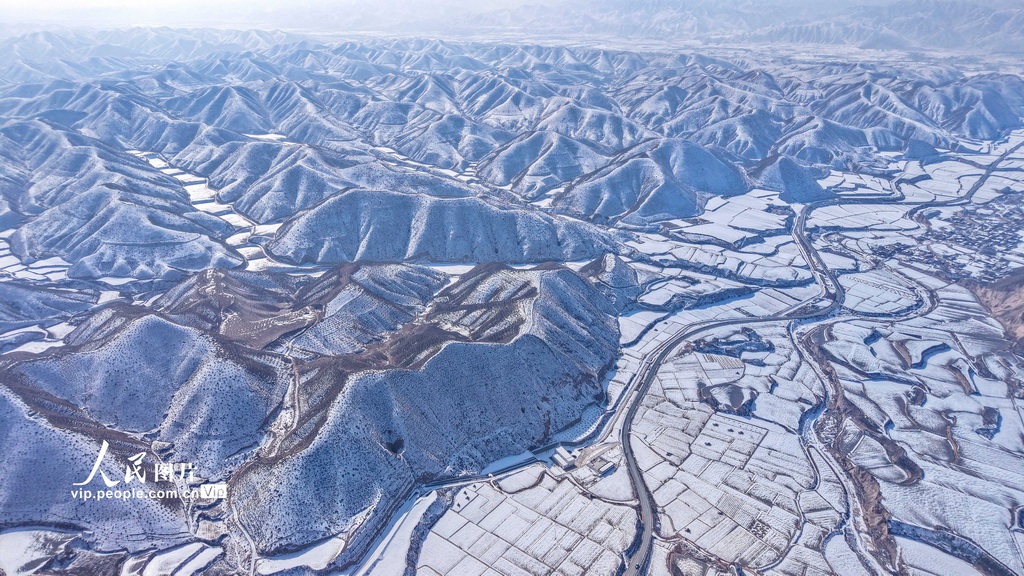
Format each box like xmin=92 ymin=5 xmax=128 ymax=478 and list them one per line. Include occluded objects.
xmin=0 ymin=30 xmax=1020 ymax=283
xmin=1 ymin=262 xmax=620 ymax=560
xmin=1 ymin=25 xmax=1023 ymax=576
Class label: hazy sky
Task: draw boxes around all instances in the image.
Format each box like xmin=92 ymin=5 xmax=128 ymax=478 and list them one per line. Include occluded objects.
xmin=4 ymin=0 xmax=1000 ymax=40
xmin=0 ymin=0 xmax=543 ymax=28
xmin=3 ymin=0 xmax=241 ymax=25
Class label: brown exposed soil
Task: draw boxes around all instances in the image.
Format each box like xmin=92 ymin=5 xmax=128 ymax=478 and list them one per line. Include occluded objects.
xmin=801 ymin=325 xmax=909 ymax=576
xmin=966 ymin=269 xmax=1024 ymax=352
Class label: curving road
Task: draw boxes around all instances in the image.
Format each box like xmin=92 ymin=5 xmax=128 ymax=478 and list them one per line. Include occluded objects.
xmin=618 ymin=195 xmax=851 ymax=576
xmin=348 ymin=141 xmax=1024 ymax=576
xmin=619 ymin=141 xmax=1024 ymax=575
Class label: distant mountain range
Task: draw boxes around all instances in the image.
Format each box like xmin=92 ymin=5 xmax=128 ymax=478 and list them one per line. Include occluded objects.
xmin=255 ymin=0 xmax=1024 ymax=54
xmin=0 ymin=24 xmax=1022 ymax=575
xmin=4 ymin=1 xmax=1022 ymax=54
xmin=0 ymin=28 xmax=1022 ymax=285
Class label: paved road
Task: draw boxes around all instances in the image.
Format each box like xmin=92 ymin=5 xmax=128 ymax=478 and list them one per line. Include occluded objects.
xmin=618 ymin=196 xmax=850 ymax=576
xmin=908 ymin=140 xmax=1024 ymax=218
xmin=619 ymin=141 xmax=1024 ymax=575
xmin=347 ymin=141 xmax=1024 ymax=576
